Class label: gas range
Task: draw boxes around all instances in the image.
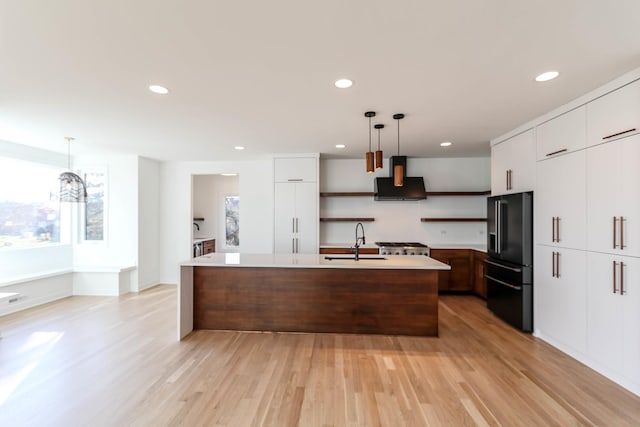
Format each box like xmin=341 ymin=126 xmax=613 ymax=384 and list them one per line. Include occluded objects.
xmin=375 ymin=242 xmax=430 ymax=256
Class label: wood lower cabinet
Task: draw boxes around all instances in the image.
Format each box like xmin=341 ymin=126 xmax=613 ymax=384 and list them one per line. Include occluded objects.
xmin=319 ymin=247 xmax=379 ymax=255
xmin=472 ymin=250 xmax=487 ymax=298
xmin=202 ymin=239 xmax=215 ymax=254
xmin=429 ymin=249 xmax=472 ymax=292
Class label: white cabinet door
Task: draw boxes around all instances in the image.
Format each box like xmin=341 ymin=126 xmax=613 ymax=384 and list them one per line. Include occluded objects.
xmin=294 ymin=182 xmax=318 ymax=254
xmin=274 ymin=182 xmax=318 ymax=254
xmin=535 ymin=245 xmax=587 ymax=354
xmin=274 ymin=183 xmax=296 ymax=253
xmin=536 ymin=106 xmax=586 ymax=160
xmin=491 ymin=129 xmax=535 ymax=196
xmin=621 ymin=256 xmax=640 ymax=387
xmin=274 ymin=157 xmax=317 ymax=182
xmin=587 ymin=134 xmax=640 ymax=257
xmin=587 ymin=79 xmax=640 ymax=147
xmin=587 ymin=252 xmax=640 ymax=386
xmin=535 ymin=151 xmax=586 ymax=249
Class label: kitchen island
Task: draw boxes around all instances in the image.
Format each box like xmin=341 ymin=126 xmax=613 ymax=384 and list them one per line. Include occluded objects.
xmin=178 ymin=253 xmax=450 ymax=339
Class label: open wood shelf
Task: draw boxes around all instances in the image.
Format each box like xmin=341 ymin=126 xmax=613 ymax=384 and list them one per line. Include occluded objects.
xmin=426 ymin=190 xmax=491 ymax=196
xmin=421 ymin=218 xmax=487 ymax=222
xmin=320 ymin=190 xmax=490 ymax=197
xmin=320 ymin=192 xmax=375 ymax=197
xmin=320 ymin=218 xmax=375 ymax=222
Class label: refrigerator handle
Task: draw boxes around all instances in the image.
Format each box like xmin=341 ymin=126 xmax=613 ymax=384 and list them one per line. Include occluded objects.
xmin=496 ymin=200 xmax=502 ymax=254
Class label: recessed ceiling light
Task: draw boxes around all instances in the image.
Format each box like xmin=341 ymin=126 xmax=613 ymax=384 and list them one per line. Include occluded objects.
xmin=234 ymin=146 xmax=245 ymax=151
xmin=221 ymin=173 xmax=238 ymax=176
xmin=334 ymin=79 xmax=353 ymax=89
xmin=335 ymin=144 xmax=346 ymax=149
xmin=440 ymin=141 xmax=453 ymax=147
xmin=535 ymin=71 xmax=559 ymax=82
xmin=149 ymin=85 xmax=169 ymax=94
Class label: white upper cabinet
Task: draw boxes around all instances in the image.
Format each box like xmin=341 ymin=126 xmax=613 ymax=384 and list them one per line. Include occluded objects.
xmin=536 ymin=106 xmax=586 ymax=160
xmin=587 ymin=79 xmax=640 ymax=147
xmin=535 ymin=151 xmax=586 ymax=249
xmin=491 ymin=129 xmax=535 ymax=196
xmin=274 ymin=157 xmax=317 ymax=182
xmin=586 ymin=134 xmax=640 ymax=257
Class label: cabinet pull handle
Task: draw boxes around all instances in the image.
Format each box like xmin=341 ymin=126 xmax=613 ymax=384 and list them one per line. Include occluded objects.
xmin=292 ymin=218 xmax=295 ymax=233
xmin=552 ymin=217 xmax=556 ymax=242
xmin=296 ymin=238 xmax=299 ymax=253
xmin=296 ymin=217 xmax=299 ymax=233
xmin=546 ymin=148 xmax=568 ymax=157
xmin=556 ymin=217 xmax=560 ymax=242
xmin=602 ymin=128 xmax=636 ymax=140
xmin=287 ymin=178 xmax=303 ymax=182
xmin=552 ymin=251 xmax=556 ymax=278
xmin=508 ymin=169 xmax=513 ymax=190
xmin=620 ymin=216 xmax=625 ymax=250
xmin=613 ymin=217 xmax=618 ymax=249
xmin=613 ymin=260 xmax=618 ymax=294
xmin=620 ymin=262 xmax=625 ymax=295
xmin=556 ymin=252 xmax=560 ymax=278
xmin=292 ymin=238 xmax=295 ymax=253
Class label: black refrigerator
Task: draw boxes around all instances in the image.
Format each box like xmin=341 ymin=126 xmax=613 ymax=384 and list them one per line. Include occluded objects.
xmin=486 ymin=191 xmax=533 ymax=332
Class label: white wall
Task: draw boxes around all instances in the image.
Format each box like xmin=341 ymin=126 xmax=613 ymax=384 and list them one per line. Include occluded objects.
xmin=193 ymin=175 xmax=240 ymax=253
xmin=320 ymin=157 xmax=490 ymax=245
xmin=137 ymin=157 xmax=160 ymax=291
xmin=159 ymin=160 xmax=273 ymax=284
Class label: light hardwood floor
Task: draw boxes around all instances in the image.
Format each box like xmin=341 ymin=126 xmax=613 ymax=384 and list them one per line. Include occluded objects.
xmin=1 ymin=285 xmax=639 ymax=426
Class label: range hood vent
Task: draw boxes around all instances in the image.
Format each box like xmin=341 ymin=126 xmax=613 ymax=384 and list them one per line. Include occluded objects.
xmin=374 ymin=156 xmax=426 ymax=201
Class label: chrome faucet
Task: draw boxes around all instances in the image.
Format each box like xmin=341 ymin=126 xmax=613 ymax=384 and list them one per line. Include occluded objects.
xmin=354 ymin=222 xmax=366 ymax=261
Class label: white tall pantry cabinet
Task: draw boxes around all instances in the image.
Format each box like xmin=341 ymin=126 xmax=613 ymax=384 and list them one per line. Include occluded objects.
xmin=273 ymin=156 xmax=319 ymax=254
xmin=492 ymin=68 xmax=640 ymax=396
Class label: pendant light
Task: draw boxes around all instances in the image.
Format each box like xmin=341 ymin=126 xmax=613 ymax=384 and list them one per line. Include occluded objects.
xmin=58 ymin=137 xmax=87 ymax=203
xmin=393 ymin=113 xmax=405 ymax=187
xmin=374 ymin=124 xmax=384 ymax=169
xmin=364 ymin=111 xmax=376 ymax=173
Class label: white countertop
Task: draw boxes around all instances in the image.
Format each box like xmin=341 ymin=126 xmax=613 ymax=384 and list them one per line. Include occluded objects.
xmin=183 ymin=253 xmax=450 ymax=270
xmin=429 ymin=243 xmax=487 ymax=252
xmin=192 ymin=236 xmax=215 ymax=244
xmin=320 ymin=242 xmax=487 ymax=253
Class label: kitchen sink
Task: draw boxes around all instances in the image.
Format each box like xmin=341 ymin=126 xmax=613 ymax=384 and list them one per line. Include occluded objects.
xmin=324 ymin=256 xmax=387 ymax=261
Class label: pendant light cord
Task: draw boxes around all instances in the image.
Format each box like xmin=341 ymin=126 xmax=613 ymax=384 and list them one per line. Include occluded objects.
xmin=368 ymin=116 xmax=372 ymax=151
xmin=397 ymin=118 xmax=400 ymax=156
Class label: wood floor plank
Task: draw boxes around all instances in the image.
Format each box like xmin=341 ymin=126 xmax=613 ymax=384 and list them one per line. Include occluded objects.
xmin=1 ymin=286 xmax=640 ymax=426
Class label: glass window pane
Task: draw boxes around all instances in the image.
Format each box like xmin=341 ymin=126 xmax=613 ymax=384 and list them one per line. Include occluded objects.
xmin=84 ymin=172 xmax=105 ymax=240
xmin=225 ymin=195 xmax=239 ymax=247
xmin=0 ymin=157 xmax=61 ymax=249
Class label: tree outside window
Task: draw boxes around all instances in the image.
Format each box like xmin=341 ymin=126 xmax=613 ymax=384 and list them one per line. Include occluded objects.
xmin=225 ymin=195 xmax=239 ymax=247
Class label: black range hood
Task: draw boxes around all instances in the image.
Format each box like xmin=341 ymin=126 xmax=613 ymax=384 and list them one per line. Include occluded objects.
xmin=374 ymin=156 xmax=426 ymax=201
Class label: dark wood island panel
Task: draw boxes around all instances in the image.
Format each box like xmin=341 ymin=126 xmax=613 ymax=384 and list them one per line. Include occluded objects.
xmin=193 ymin=267 xmax=439 ymax=336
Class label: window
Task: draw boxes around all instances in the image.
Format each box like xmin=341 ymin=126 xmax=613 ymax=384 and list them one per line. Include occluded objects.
xmin=0 ymin=157 xmax=62 ymax=249
xmin=224 ymin=195 xmax=239 ymax=247
xmin=83 ymin=171 xmax=105 ymax=241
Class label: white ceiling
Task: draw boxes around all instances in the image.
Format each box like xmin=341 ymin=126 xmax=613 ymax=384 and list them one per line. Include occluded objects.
xmin=1 ymin=0 xmax=640 ymax=161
